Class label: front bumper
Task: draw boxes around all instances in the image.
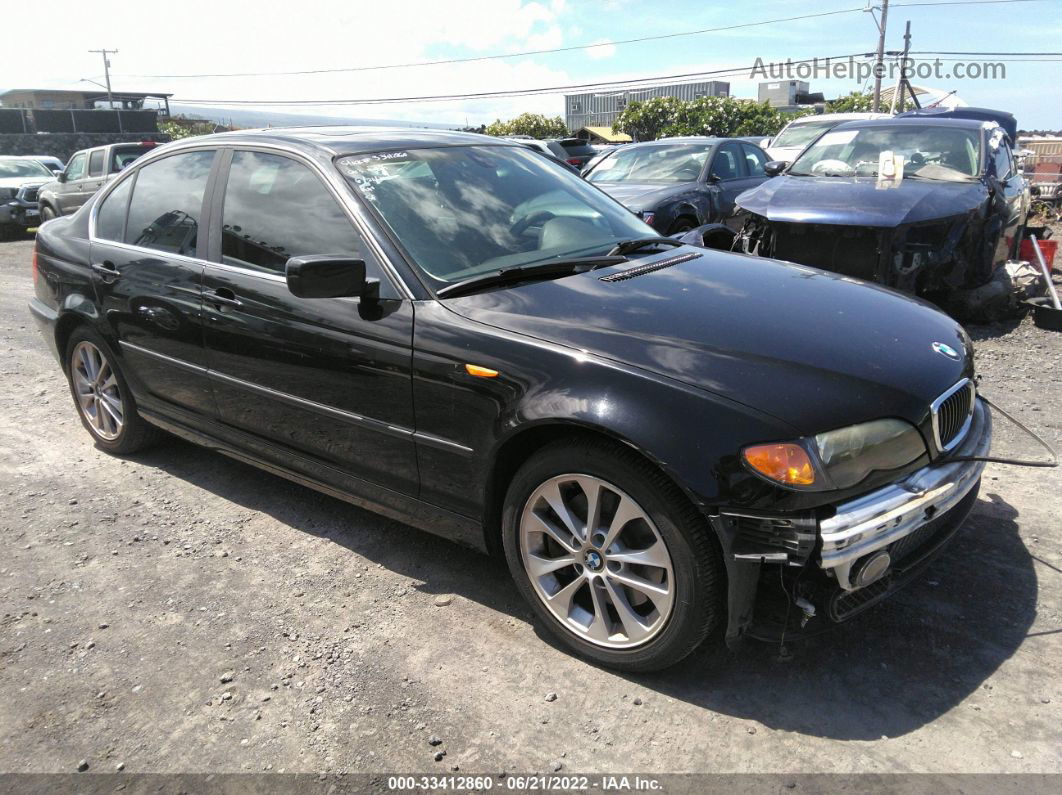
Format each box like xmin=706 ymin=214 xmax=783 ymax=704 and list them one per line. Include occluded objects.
xmin=0 ymin=198 xmax=40 ymax=227
xmin=818 ymin=396 xmax=991 ymax=589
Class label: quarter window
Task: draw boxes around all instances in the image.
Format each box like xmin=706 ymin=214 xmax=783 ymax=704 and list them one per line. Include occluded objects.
xmin=220 ymin=151 xmax=366 ymax=275
xmin=65 ymin=153 xmax=87 ymax=181
xmin=124 ymin=150 xmax=214 ymax=258
xmin=95 ymin=177 xmax=133 ymax=242
xmin=88 ymin=150 xmax=105 ymax=178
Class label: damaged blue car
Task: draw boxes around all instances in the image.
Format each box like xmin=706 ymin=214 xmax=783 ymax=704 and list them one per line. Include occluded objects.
xmin=731 ymin=109 xmax=1029 ymax=315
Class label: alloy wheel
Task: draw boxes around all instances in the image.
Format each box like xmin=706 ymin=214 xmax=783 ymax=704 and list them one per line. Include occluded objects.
xmin=519 ymin=474 xmax=675 ymax=649
xmin=71 ymin=341 xmax=124 ymax=441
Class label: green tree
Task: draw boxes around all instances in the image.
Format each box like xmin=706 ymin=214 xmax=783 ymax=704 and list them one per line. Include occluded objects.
xmin=159 ymin=117 xmax=220 ymax=140
xmin=485 ymin=113 xmax=568 ymax=139
xmin=613 ymin=96 xmax=804 ymax=141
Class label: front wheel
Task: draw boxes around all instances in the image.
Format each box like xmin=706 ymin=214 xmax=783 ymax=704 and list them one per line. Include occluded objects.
xmin=502 ymin=438 xmax=725 ymax=671
xmin=39 ymin=204 xmax=58 ymax=223
xmin=65 ymin=328 xmax=161 ymax=454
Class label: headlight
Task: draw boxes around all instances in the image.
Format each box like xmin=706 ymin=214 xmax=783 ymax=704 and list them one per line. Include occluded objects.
xmin=742 ymin=418 xmax=926 ymax=491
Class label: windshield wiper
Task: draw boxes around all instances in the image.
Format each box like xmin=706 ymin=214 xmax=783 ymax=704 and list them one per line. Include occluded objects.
xmin=436 ymin=255 xmax=629 ymax=299
xmin=608 ymin=236 xmax=686 ymax=256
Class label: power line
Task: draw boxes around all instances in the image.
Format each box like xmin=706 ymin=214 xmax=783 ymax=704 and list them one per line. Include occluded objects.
xmin=117 ymin=8 xmax=867 ymax=79
xmin=169 ymin=53 xmax=871 ymax=107
xmin=113 ymin=0 xmax=1051 ymax=80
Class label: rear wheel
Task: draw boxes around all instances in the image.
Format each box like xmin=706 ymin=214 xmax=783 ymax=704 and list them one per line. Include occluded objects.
xmin=65 ymin=328 xmax=161 ymax=454
xmin=502 ymin=437 xmax=724 ymax=671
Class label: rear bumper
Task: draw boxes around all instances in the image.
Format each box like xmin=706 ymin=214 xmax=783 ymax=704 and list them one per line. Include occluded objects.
xmin=818 ymin=397 xmax=991 ymax=589
xmin=28 ymin=297 xmax=60 ymax=360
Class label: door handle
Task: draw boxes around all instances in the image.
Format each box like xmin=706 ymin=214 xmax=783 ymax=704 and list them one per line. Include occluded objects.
xmin=204 ymin=287 xmax=242 ymax=308
xmin=91 ymin=261 xmax=120 ymax=279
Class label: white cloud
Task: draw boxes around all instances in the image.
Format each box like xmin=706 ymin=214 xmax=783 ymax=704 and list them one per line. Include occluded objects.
xmin=586 ymin=40 xmax=617 ymax=60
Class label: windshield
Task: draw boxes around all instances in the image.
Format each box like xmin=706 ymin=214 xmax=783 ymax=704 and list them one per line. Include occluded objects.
xmin=771 ymin=119 xmax=843 ymax=150
xmin=338 ymin=145 xmax=650 ymax=287
xmin=586 ymin=144 xmax=710 ymax=184
xmin=0 ymin=159 xmax=53 ymax=179
xmin=788 ymin=125 xmax=982 ymax=181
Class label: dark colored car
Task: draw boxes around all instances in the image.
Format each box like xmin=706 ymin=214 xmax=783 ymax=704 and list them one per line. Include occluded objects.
xmin=0 ymin=156 xmax=52 ymax=238
xmin=554 ymin=137 xmax=598 ymax=169
xmin=37 ymin=141 xmax=159 ymax=221
xmin=583 ymin=137 xmax=771 ymax=234
xmin=506 ymin=138 xmax=581 ymax=174
xmin=733 ymin=114 xmax=1029 ymax=311
xmin=30 ymin=128 xmax=991 ymax=671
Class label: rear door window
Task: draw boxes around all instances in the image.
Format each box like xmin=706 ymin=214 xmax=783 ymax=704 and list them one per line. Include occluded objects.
xmin=95 ymin=177 xmax=133 ymax=241
xmin=124 ymin=150 xmax=215 ymax=258
xmin=88 ymin=150 xmax=105 ymax=178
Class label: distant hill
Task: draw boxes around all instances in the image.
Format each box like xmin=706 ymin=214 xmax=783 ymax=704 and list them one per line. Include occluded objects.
xmin=169 ymin=104 xmax=463 ymax=130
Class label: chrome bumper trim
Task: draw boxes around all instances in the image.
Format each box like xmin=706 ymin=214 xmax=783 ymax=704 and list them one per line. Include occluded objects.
xmin=819 ymin=398 xmax=991 ymax=590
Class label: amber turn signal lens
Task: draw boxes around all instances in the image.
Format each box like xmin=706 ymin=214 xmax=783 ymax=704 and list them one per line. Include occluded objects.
xmin=743 ymin=443 xmax=816 ymax=486
xmin=465 ymin=364 xmax=499 ymax=378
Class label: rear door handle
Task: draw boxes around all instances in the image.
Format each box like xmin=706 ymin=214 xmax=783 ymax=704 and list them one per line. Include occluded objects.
xmin=91 ymin=261 xmax=120 ymax=279
xmin=204 ymin=287 xmax=242 ymax=308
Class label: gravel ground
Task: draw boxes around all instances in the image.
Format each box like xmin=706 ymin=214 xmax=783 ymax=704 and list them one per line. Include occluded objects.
xmin=0 ymin=235 xmax=1060 ymax=776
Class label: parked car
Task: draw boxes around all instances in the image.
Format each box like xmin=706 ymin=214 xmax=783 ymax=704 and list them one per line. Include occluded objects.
xmin=505 ymin=138 xmax=580 ymax=174
xmin=0 ymin=156 xmax=52 ymax=238
xmin=31 ymin=128 xmax=991 ymax=671
xmin=733 ymin=113 xmax=1029 ymax=311
xmin=554 ymin=137 xmax=598 ymax=169
xmin=764 ymin=112 xmax=891 ymax=162
xmin=583 ymin=137 xmax=771 ymax=234
xmin=31 ymin=155 xmax=66 ymax=175
xmin=37 ymin=141 xmax=159 ymax=221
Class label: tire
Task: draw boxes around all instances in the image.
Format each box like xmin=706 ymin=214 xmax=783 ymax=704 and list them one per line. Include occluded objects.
xmin=501 ymin=437 xmax=725 ymax=672
xmin=40 ymin=204 xmax=58 ymax=223
xmin=64 ymin=327 xmax=161 ymax=454
xmin=668 ymin=216 xmax=696 ymax=235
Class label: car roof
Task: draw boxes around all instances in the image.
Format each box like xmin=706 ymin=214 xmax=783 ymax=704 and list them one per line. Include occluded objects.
xmin=829 ymin=117 xmax=990 ymax=132
xmin=788 ymin=112 xmax=891 ymax=124
xmin=624 ymin=137 xmax=725 ymax=147
xmin=185 ymin=126 xmax=519 ymax=156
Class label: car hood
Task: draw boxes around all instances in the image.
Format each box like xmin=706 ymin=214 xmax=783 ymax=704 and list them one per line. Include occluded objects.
xmin=737 ymin=175 xmax=988 ymax=228
xmin=0 ymin=177 xmax=50 ymax=190
xmin=446 ymin=247 xmax=971 ymax=435
xmin=592 ymin=181 xmax=697 ymax=210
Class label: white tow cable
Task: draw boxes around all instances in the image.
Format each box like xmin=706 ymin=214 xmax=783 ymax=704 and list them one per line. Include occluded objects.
xmin=945 ymin=394 xmax=1057 ymax=469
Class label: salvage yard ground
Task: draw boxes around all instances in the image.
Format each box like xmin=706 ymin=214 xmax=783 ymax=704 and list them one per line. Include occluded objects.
xmin=0 ymin=234 xmax=1060 ymax=774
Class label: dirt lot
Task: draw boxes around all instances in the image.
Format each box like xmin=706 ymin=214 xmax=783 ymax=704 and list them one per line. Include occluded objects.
xmin=0 ymin=234 xmax=1060 ymax=777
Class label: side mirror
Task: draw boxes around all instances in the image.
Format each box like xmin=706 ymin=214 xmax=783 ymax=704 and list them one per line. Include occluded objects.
xmin=56 ymin=170 xmax=68 ymax=183
xmin=764 ymin=160 xmax=789 ymax=177
xmin=285 ymin=255 xmax=376 ymax=300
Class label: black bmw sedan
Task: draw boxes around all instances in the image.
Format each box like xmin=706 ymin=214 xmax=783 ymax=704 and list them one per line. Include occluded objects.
xmin=583 ymin=137 xmax=771 ymax=234
xmin=29 ymin=128 xmax=989 ymax=671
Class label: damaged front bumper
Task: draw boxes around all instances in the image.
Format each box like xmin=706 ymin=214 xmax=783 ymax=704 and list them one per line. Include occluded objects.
xmin=717 ymin=397 xmax=992 ymax=644
xmin=819 ymin=396 xmax=991 ymax=590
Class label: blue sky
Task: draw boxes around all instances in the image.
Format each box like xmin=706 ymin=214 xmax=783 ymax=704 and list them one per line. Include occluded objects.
xmin=8 ymin=0 xmax=1062 ymax=129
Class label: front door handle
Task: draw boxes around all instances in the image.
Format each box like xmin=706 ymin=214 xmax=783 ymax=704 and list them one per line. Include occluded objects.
xmin=204 ymin=287 xmax=242 ymax=308
xmin=91 ymin=261 xmax=120 ymax=279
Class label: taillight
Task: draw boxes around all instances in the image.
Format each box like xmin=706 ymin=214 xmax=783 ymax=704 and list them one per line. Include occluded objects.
xmin=139 ymin=141 xmax=158 ymax=148
xmin=31 ymin=246 xmax=39 ymax=285
xmin=566 ymin=158 xmax=580 ymax=166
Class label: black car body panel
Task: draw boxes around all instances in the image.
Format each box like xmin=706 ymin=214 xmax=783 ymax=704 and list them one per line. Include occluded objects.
xmin=29 ymin=127 xmax=991 ymax=647
xmin=733 ymin=117 xmax=1029 ymax=306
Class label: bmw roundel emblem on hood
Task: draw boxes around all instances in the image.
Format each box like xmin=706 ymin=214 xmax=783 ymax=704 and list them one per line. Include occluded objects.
xmin=932 ymin=342 xmax=961 ymax=360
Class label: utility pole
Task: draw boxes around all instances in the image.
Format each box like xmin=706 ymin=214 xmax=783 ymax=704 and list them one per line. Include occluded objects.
xmin=890 ymin=21 xmax=913 ymax=114
xmin=89 ymin=49 xmax=118 ymax=110
xmin=869 ymin=0 xmax=890 ymax=112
